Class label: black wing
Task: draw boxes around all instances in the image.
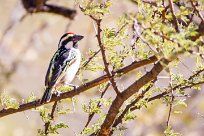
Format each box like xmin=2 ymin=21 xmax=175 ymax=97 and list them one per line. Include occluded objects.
xmin=45 ymin=48 xmax=76 ymax=88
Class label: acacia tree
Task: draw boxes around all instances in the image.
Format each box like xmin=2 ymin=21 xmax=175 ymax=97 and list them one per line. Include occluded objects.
xmin=0 ymin=0 xmax=204 ymax=136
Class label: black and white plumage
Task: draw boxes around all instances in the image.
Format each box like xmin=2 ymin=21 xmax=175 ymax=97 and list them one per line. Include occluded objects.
xmin=40 ymin=32 xmax=84 ymax=104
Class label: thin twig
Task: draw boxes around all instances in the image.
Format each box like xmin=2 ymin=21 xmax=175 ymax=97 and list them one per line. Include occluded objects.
xmin=166 ymin=71 xmax=174 ymax=127
xmin=168 ymin=0 xmax=179 ymax=32
xmin=189 ymin=68 xmax=204 ymax=81
xmin=129 ymin=69 xmax=204 ymax=112
xmin=129 ymin=80 xmax=204 ymax=114
xmin=44 ymin=101 xmax=58 ymax=134
xmin=91 ymin=17 xmax=121 ymax=95
xmin=189 ymin=0 xmax=204 ymax=22
xmin=82 ymin=21 xmax=128 ymax=68
xmin=82 ymin=83 xmax=110 ymax=132
xmin=64 ymin=21 xmax=73 ymax=33
xmin=153 ymin=31 xmax=204 ymax=59
xmin=188 ymin=50 xmax=204 ymax=60
xmin=164 ymin=94 xmax=190 ymax=98
xmin=131 ymin=19 xmax=139 ymax=50
xmin=115 ymin=23 xmax=128 ymax=36
xmin=133 ymin=19 xmax=158 ymax=54
xmin=82 ymin=49 xmax=100 ymax=67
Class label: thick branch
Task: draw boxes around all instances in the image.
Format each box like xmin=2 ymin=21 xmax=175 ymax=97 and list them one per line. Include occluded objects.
xmin=43 ymin=4 xmax=76 ymax=19
xmin=0 ymin=56 xmax=157 ymax=118
xmin=98 ymin=58 xmax=169 ymax=136
xmin=110 ymin=79 xmax=156 ymax=134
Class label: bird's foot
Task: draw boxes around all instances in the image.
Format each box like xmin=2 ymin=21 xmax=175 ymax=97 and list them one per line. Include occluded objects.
xmin=54 ymin=90 xmax=62 ymax=96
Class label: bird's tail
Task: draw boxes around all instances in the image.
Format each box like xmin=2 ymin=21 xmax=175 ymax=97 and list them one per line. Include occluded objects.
xmin=40 ymin=88 xmax=52 ymax=104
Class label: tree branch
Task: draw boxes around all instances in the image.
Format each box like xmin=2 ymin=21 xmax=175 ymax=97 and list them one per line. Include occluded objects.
xmin=92 ymin=18 xmax=121 ymax=95
xmin=82 ymin=83 xmax=110 ymax=132
xmin=82 ymin=49 xmax=101 ymax=68
xmin=110 ymin=79 xmax=156 ymax=134
xmin=166 ymin=72 xmax=174 ymax=127
xmin=168 ymin=0 xmax=179 ymax=32
xmin=0 ymin=56 xmax=158 ymax=118
xmin=44 ymin=101 xmax=58 ymax=134
xmin=98 ymin=58 xmax=169 ymax=136
xmin=21 ymin=0 xmax=77 ymax=19
xmin=81 ymin=17 xmax=127 ymax=71
xmin=97 ymin=44 xmax=192 ymax=135
xmin=190 ymin=0 xmax=204 ymax=22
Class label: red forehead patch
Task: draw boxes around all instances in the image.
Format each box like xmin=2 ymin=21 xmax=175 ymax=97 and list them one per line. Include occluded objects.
xmin=67 ymin=32 xmax=75 ymax=35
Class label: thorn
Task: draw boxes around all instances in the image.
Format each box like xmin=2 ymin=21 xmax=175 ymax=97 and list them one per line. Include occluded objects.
xmin=23 ymin=111 xmax=29 ymax=120
xmin=72 ymin=97 xmax=76 ymax=112
xmin=92 ymin=20 xmax=98 ymax=35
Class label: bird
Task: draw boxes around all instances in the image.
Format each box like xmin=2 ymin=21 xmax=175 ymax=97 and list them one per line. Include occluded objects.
xmin=40 ymin=32 xmax=84 ymax=104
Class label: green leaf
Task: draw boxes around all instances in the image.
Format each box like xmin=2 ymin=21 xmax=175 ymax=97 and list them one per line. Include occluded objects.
xmin=174 ymin=110 xmax=183 ymax=114
xmin=58 ymin=109 xmax=71 ymax=114
xmin=0 ymin=92 xmax=19 ymax=109
xmin=49 ymin=123 xmax=69 ymax=134
xmin=26 ymin=92 xmax=38 ymax=102
xmin=164 ymin=126 xmax=182 ymax=136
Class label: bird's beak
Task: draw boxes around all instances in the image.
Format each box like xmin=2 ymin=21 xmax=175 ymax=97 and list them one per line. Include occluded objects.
xmin=73 ymin=35 xmax=84 ymax=42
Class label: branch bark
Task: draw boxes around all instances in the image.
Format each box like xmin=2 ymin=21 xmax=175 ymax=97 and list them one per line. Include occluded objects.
xmin=110 ymin=79 xmax=156 ymax=134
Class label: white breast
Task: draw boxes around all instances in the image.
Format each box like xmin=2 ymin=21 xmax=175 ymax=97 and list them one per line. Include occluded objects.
xmin=63 ymin=48 xmax=81 ymax=84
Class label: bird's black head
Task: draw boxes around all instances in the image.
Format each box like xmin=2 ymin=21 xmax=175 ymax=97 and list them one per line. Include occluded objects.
xmin=58 ymin=32 xmax=84 ymax=49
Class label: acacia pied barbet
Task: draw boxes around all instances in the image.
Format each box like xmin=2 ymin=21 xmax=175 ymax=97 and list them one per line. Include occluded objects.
xmin=40 ymin=32 xmax=84 ymax=104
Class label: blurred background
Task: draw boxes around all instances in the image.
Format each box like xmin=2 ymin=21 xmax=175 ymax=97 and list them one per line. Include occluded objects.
xmin=0 ymin=0 xmax=204 ymax=136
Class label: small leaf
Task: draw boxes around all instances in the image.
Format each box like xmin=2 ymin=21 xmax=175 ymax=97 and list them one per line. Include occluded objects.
xmin=0 ymin=92 xmax=19 ymax=109
xmin=174 ymin=110 xmax=183 ymax=114
xmin=58 ymin=109 xmax=71 ymax=114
